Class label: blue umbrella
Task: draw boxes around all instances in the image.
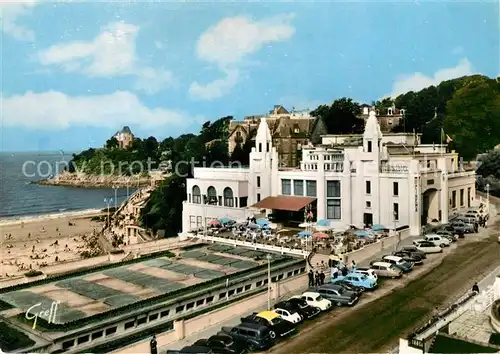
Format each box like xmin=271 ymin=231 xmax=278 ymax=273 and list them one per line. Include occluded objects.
xmin=354 ymin=231 xmax=369 ymax=237
xmin=298 ymin=230 xmax=313 ymax=237
xmin=219 ymin=217 xmax=234 ymax=225
xmin=371 ymin=224 xmax=386 ymax=231
xmin=256 ymin=218 xmax=270 ymax=226
xmin=316 ymin=219 xmax=329 ymax=227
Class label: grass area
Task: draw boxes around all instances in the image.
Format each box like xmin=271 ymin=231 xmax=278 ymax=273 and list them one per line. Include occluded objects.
xmin=0 ymin=321 xmax=35 ymax=352
xmin=430 ymin=334 xmax=498 ymax=353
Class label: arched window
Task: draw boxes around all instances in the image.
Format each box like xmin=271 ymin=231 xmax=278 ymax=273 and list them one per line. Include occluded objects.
xmin=207 ymin=186 xmax=217 ymax=205
xmin=223 ymin=187 xmax=234 ymax=207
xmin=192 ymin=185 xmax=201 ymax=204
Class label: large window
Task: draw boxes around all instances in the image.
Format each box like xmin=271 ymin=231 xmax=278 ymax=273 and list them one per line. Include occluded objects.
xmin=460 ymin=189 xmax=464 ymax=206
xmin=281 ymin=179 xmax=291 ymax=195
xmin=192 ymin=185 xmax=201 ymax=204
xmin=223 ymin=187 xmax=234 ymax=207
xmin=327 ymin=181 xmax=340 ymax=198
xmin=306 ymin=180 xmax=317 ymax=197
xmin=366 ymin=181 xmax=371 ymax=195
xmin=293 ymin=180 xmax=304 ymax=196
xmin=452 ymin=190 xmax=457 ymax=208
xmin=207 ymin=186 xmax=218 ymax=205
xmin=393 ymin=182 xmax=399 ymax=196
xmin=327 ymin=199 xmax=341 ymax=219
xmin=326 ymin=181 xmax=341 ymax=219
xmin=393 ymin=203 xmax=399 ymax=221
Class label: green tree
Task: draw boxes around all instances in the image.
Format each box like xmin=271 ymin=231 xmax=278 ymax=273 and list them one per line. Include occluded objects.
xmin=443 ymin=77 xmax=500 ymax=160
xmin=311 ymin=97 xmax=364 ymax=134
xmin=105 ymin=137 xmax=119 ymax=149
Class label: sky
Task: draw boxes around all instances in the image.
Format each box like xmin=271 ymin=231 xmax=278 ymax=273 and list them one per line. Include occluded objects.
xmin=0 ymin=0 xmax=498 ymax=152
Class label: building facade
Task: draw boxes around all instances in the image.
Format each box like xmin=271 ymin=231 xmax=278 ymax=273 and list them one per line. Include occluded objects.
xmin=359 ymin=104 xmax=404 ymax=132
xmin=228 ymin=105 xmax=327 ymax=167
xmin=182 ymin=110 xmax=475 ymax=236
xmin=114 ymin=126 xmax=134 ymax=149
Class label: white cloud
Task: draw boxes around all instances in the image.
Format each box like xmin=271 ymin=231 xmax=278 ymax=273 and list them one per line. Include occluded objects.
xmin=0 ymin=0 xmax=38 ymax=41
xmin=189 ymin=14 xmax=295 ymax=100
xmin=37 ymin=22 xmax=174 ymax=94
xmin=2 ymin=90 xmax=196 ymax=130
xmin=388 ymin=58 xmax=475 ymax=98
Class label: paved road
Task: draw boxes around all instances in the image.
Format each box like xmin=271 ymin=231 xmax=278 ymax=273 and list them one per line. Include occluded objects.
xmin=269 ymin=224 xmax=500 ymax=353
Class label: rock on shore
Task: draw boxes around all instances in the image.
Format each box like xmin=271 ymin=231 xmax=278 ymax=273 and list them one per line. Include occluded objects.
xmin=37 ymin=172 xmax=151 ymax=188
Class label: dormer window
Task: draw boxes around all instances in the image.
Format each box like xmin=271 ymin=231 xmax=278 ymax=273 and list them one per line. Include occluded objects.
xmin=387 ymin=108 xmax=393 ymax=115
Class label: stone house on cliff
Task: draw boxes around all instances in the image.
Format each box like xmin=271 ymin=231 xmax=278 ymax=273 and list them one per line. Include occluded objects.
xmin=228 ymin=105 xmax=328 ymax=167
xmin=114 ymin=126 xmax=134 ymax=149
xmin=359 ymin=104 xmax=405 ymax=132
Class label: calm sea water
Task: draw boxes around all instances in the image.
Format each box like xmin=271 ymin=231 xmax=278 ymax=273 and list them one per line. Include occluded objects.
xmin=0 ymin=152 xmax=136 ymax=219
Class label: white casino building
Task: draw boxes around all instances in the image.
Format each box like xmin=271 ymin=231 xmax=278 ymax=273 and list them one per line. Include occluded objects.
xmin=182 ymin=111 xmax=475 ymax=236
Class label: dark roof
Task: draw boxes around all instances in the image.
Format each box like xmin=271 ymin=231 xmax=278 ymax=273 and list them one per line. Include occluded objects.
xmin=121 ymin=126 xmax=132 ymax=134
xmin=251 ymin=196 xmax=316 ymax=211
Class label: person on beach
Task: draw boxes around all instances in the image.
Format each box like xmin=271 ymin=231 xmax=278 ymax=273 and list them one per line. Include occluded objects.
xmin=472 ymin=282 xmax=479 ymax=294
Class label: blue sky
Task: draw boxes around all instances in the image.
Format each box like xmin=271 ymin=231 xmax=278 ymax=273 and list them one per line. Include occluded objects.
xmin=1 ymin=1 xmax=498 ymax=151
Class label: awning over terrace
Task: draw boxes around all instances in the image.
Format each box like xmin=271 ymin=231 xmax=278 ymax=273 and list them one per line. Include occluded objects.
xmin=251 ymin=196 xmax=316 ymax=212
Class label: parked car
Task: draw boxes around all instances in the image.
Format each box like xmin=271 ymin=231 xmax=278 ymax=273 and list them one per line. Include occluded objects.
xmin=413 ymin=240 xmax=443 ymax=253
xmin=352 ymin=268 xmax=378 ymax=281
xmin=462 ymin=212 xmax=480 ymax=222
xmin=220 ymin=323 xmax=273 ymax=351
xmin=380 ymin=255 xmax=414 ymax=272
xmin=415 ymin=234 xmax=450 ymax=248
xmin=291 ymin=291 xmax=332 ymax=311
xmin=391 ymin=251 xmax=424 ymax=265
xmin=273 ymin=303 xmax=303 ymax=325
xmin=333 ymin=279 xmax=365 ymax=296
xmin=370 ymin=261 xmax=403 ymax=278
xmin=166 ymin=346 xmax=214 ymax=354
xmin=398 ymin=246 xmax=427 ymax=259
xmin=452 ymin=220 xmax=474 ymax=233
xmin=435 ymin=230 xmax=457 ymax=242
xmin=331 ymin=272 xmax=378 ymax=290
xmin=440 ymin=224 xmax=463 ymax=238
xmin=285 ymin=298 xmax=321 ymax=319
xmin=312 ymin=284 xmax=359 ymax=307
xmin=194 ymin=334 xmax=248 ymax=354
xmin=241 ymin=311 xmax=295 ymax=339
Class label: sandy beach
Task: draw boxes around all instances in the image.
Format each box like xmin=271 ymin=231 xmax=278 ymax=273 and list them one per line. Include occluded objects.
xmin=0 ymin=211 xmax=105 ymax=279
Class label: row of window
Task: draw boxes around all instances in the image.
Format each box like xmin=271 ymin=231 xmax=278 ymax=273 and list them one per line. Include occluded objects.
xmin=190 ymin=186 xmax=242 ymax=208
xmin=281 ymin=179 xmax=317 ymax=197
xmin=451 ymin=187 xmax=472 ymax=209
xmin=365 ymin=181 xmax=399 ymax=196
xmin=59 ymin=266 xmax=307 ymax=352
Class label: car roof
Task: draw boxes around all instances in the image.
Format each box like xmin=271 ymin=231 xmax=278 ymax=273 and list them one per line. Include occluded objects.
xmin=372 ymin=261 xmax=393 ymax=267
xmin=319 ymin=283 xmax=341 ymax=289
xmin=181 ymin=346 xmax=212 ymax=353
xmin=302 ymin=291 xmax=320 ymax=297
xmin=383 ymin=255 xmax=402 ymax=261
xmin=256 ymin=310 xmax=280 ymax=321
xmin=236 ymin=322 xmax=268 ymax=330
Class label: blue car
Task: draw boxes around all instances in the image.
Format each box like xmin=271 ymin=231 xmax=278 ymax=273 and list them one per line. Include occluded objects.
xmin=330 ymin=272 xmax=378 ymax=290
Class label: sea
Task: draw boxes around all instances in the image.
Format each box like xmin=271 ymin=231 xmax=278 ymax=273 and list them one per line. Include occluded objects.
xmin=0 ymin=152 xmax=136 ymax=220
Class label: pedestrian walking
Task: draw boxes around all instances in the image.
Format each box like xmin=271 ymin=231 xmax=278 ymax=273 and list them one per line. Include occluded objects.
xmin=320 ymin=271 xmax=325 ymax=285
xmin=315 ymin=271 xmax=320 ymax=286
xmin=331 ymin=266 xmax=338 ymax=279
xmin=308 ymin=270 xmax=314 ymax=286
xmin=472 ymin=282 xmax=479 ymax=294
xmin=351 ymin=260 xmax=356 ymax=272
xmin=485 ymin=220 xmax=488 ymax=228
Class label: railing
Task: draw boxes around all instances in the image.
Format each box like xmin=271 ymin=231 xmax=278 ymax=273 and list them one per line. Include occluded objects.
xmin=191 ymin=234 xmax=309 ymax=257
xmin=380 ymin=163 xmax=409 ymax=173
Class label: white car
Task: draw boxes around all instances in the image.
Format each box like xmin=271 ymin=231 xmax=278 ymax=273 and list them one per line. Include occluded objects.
xmin=382 ymin=255 xmax=414 ymax=270
xmin=291 ymin=292 xmax=332 ymax=311
xmin=273 ymin=308 xmax=302 ymax=324
xmin=415 ymin=234 xmax=450 ymax=248
xmin=353 ymin=267 xmax=378 ymax=281
xmin=413 ymin=240 xmax=443 ymax=254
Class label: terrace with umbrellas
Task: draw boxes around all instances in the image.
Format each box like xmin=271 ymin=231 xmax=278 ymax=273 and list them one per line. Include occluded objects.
xmin=187 ymin=216 xmax=394 ymax=257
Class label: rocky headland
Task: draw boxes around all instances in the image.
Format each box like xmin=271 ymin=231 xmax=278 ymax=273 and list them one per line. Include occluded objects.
xmin=36 ymin=172 xmax=151 ymax=188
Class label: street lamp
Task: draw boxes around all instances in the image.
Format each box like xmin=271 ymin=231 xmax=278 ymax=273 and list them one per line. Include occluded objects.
xmin=267 ymin=254 xmax=272 ymax=310
xmin=104 ymin=197 xmax=113 ymax=225
xmin=486 ymin=184 xmax=490 ymax=213
xmin=112 ymin=185 xmax=119 ymax=209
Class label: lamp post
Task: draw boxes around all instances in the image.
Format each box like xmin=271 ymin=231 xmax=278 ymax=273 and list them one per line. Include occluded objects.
xmin=267 ymin=254 xmax=272 ymax=310
xmin=104 ymin=197 xmax=113 ymax=225
xmin=486 ymin=184 xmax=490 ymax=213
xmin=112 ymin=185 xmax=119 ymax=209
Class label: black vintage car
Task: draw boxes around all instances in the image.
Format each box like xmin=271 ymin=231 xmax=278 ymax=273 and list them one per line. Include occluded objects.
xmin=220 ymin=323 xmax=273 ymax=351
xmin=390 ymin=251 xmax=424 ymax=265
xmin=194 ymin=334 xmax=248 ymax=354
xmin=333 ymin=279 xmax=365 ymax=296
xmin=241 ymin=312 xmax=295 ymax=339
xmin=285 ymin=297 xmax=321 ymax=319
